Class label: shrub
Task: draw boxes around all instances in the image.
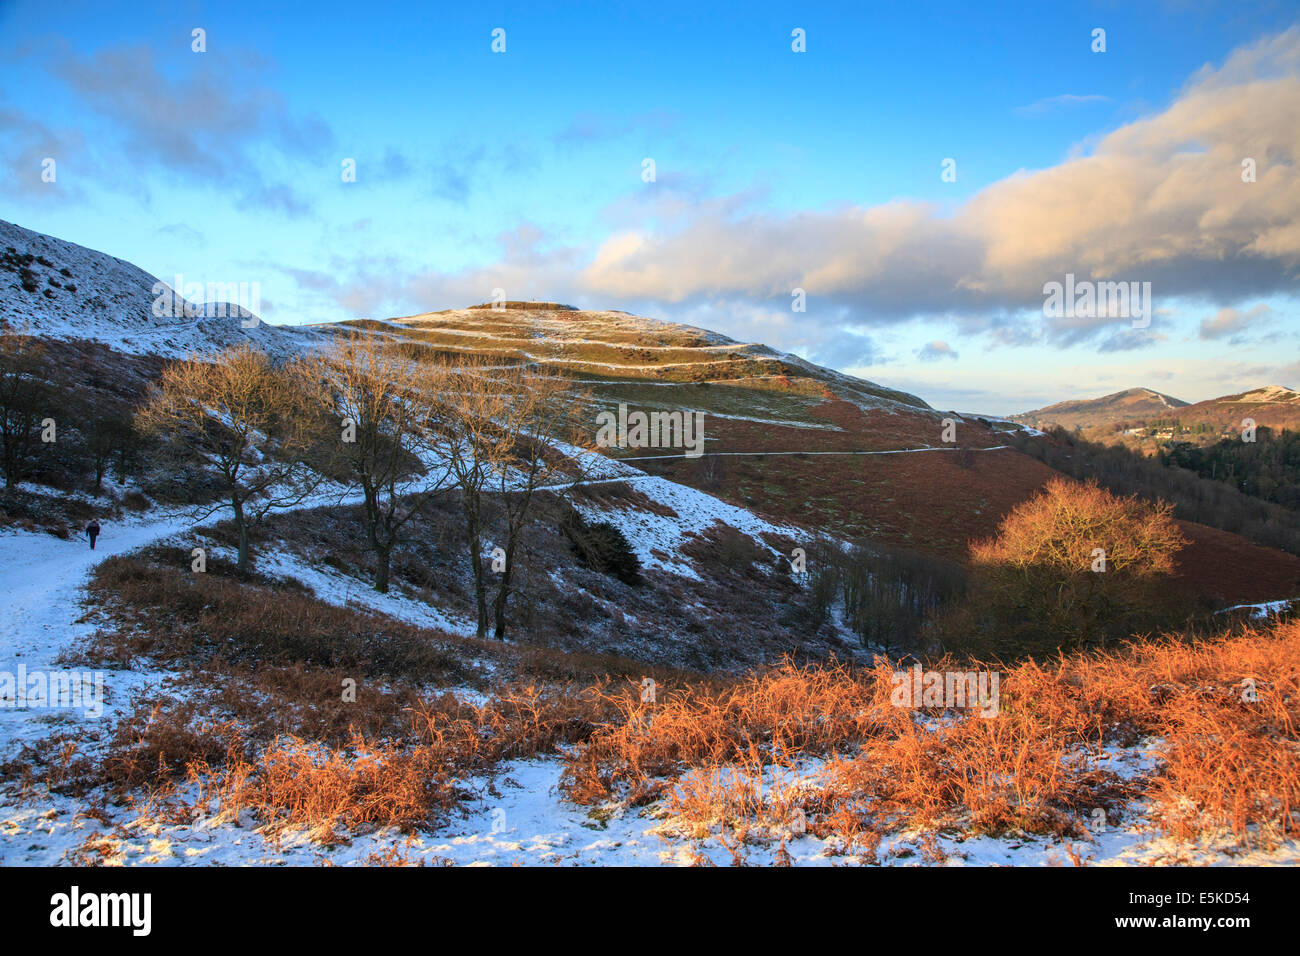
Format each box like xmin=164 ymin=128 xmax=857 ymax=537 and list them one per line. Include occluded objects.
xmin=559 ymin=507 xmax=641 ymax=585
xmin=122 ymin=490 xmax=151 ymax=511
xmin=944 ymin=478 xmax=1187 ymax=657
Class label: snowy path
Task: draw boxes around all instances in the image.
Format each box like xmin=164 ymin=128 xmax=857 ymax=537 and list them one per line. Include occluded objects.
xmin=0 ymin=518 xmax=188 ymax=662
xmin=0 ymin=485 xmax=369 ymax=758
xmin=0 ymin=517 xmax=192 ymax=753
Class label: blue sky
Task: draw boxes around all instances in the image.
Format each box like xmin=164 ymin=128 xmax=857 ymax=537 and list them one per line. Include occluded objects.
xmin=2 ymin=0 xmax=1298 ymax=414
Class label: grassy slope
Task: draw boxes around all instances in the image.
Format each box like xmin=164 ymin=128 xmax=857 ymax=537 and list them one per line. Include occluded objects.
xmin=338 ymin=305 xmax=1300 ymax=607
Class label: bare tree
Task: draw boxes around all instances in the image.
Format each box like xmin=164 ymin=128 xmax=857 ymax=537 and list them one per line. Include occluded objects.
xmin=697 ymin=452 xmax=725 ymax=490
xmin=84 ymin=407 xmax=135 ymax=493
xmin=137 ymin=345 xmax=326 ymax=571
xmin=293 ymin=332 xmax=454 ymax=593
xmin=0 ymin=330 xmax=48 ymax=491
xmin=433 ymin=356 xmax=588 ymax=639
xmin=434 ymin=355 xmax=518 ymax=638
xmin=485 ymin=367 xmax=588 ymax=640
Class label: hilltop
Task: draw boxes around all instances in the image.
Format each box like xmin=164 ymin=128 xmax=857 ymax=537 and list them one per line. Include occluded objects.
xmin=0 ymin=219 xmax=323 ymax=361
xmin=1180 ymin=385 xmax=1300 ymax=435
xmin=1012 ymin=388 xmax=1189 ymax=432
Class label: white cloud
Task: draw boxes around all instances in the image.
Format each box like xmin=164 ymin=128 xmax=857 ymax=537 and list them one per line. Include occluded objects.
xmin=916 ymin=340 xmax=959 ymax=362
xmin=1015 ymin=93 xmax=1111 ymax=117
xmin=575 ymin=29 xmax=1300 ymax=358
xmin=1198 ymin=303 xmax=1273 ymax=340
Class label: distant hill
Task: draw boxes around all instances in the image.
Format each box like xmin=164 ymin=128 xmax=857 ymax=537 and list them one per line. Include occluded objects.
xmin=1013 ymin=383 xmax=1300 ymax=444
xmin=1179 ymin=385 xmax=1300 ymax=434
xmin=1012 ymin=388 xmax=1189 ymax=431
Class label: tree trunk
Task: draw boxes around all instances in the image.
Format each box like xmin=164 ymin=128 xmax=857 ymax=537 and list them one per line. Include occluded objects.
xmin=233 ymin=497 xmax=250 ymax=571
xmin=459 ymin=498 xmax=488 ymax=638
xmin=364 ymin=483 xmax=388 ymax=593
xmin=492 ymin=487 xmax=536 ymax=641
xmin=492 ymin=558 xmax=514 ymax=641
xmin=469 ymin=531 xmax=488 ymax=639
xmin=473 ymin=552 xmax=488 ymax=638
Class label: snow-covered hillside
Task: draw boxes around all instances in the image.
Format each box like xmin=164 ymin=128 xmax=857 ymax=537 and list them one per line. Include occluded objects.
xmin=1 ymin=218 xmax=317 ymax=359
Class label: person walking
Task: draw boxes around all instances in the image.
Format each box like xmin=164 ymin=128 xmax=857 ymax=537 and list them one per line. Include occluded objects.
xmin=85 ymin=519 xmax=101 ymax=550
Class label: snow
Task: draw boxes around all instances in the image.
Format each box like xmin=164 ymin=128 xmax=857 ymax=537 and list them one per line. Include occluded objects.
xmin=1216 ymin=598 xmax=1296 ymax=619
xmin=0 ymin=514 xmax=191 ymax=755
xmin=1 ymin=218 xmax=323 ymax=360
xmin=1236 ymin=385 xmax=1300 ymax=403
xmin=255 ymin=546 xmax=477 ymax=637
xmin=571 ymin=473 xmax=798 ymax=580
xmin=7 ymin=745 xmax=1297 ymax=866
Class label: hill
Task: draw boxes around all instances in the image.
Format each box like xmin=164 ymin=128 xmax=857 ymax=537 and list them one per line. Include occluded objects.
xmin=1012 ymin=388 xmax=1189 ymax=432
xmin=1014 ymin=383 xmax=1300 ymax=448
xmin=1178 ymin=385 xmax=1300 ymax=435
xmin=0 ymin=218 xmax=315 ymax=359
xmin=4 ymin=218 xmax=1297 ymax=608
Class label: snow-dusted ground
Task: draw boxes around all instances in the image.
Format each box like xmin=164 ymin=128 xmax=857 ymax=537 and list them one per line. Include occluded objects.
xmin=255 ymin=546 xmax=477 ymax=637
xmin=2 ymin=508 xmax=1297 ymax=866
xmin=1228 ymin=385 xmax=1300 ymax=404
xmin=0 ymin=513 xmax=192 ymax=756
xmin=571 ymin=474 xmax=799 ymax=580
xmin=7 ymin=744 xmax=1296 ymax=866
xmin=0 ymin=434 xmax=1295 ymax=866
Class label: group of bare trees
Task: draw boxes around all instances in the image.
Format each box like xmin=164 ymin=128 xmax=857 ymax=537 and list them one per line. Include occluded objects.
xmin=436 ymin=360 xmax=578 ymax=639
xmin=0 ymin=329 xmax=141 ymax=495
xmin=300 ymin=334 xmax=451 ymax=595
xmin=801 ymin=537 xmax=966 ymax=655
xmin=0 ymin=330 xmax=47 ymax=491
xmin=139 ymin=333 xmax=588 ymax=640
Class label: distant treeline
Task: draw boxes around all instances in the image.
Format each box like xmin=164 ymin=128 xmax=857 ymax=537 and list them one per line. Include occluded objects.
xmin=1010 ymin=427 xmax=1300 ymax=556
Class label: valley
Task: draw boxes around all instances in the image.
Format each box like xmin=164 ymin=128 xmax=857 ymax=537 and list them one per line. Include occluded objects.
xmin=0 ymin=218 xmax=1297 ymax=868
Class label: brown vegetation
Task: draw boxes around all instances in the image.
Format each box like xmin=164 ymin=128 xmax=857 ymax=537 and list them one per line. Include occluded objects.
xmin=40 ymin=616 xmax=1291 ymax=856
xmin=561 ymin=620 xmax=1299 ymax=854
